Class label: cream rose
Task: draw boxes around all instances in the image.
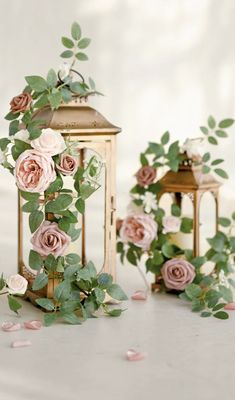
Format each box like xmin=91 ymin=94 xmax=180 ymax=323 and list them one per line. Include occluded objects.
xmin=15 ymin=149 xmax=56 ymax=193
xmin=162 ymin=216 xmax=181 ymax=234
xmin=120 ymin=214 xmax=158 ymax=251
xmin=6 ymin=274 xmax=28 ymax=295
xmin=31 ymin=129 xmax=66 ymax=156
xmin=31 ymin=221 xmax=71 ymax=257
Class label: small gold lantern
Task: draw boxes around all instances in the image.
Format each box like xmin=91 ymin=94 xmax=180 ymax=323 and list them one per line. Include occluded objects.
xmin=18 ymin=98 xmax=121 ymax=299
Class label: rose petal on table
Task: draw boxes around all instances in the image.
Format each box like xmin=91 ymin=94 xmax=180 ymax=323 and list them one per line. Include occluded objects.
xmin=224 ymin=303 xmax=235 ymax=310
xmin=24 ymin=320 xmax=42 ymax=330
xmin=11 ymin=340 xmax=32 ymax=348
xmin=126 ymin=349 xmax=147 ymax=361
xmin=131 ymin=290 xmax=147 ymax=300
xmin=1 ymin=322 xmax=21 ymax=332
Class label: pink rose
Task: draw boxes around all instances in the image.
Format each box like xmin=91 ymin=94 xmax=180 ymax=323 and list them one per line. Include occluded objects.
xmin=6 ymin=274 xmax=28 ymax=295
xmin=162 ymin=216 xmax=181 ymax=234
xmin=120 ymin=214 xmax=157 ymax=251
xmin=56 ymin=153 xmax=78 ymax=176
xmin=15 ymin=149 xmax=56 ymax=193
xmin=31 ymin=129 xmax=66 ymax=156
xmin=31 ymin=221 xmax=71 ymax=257
xmin=136 ymin=166 xmax=156 ymax=187
xmin=161 ymin=258 xmax=196 ymax=290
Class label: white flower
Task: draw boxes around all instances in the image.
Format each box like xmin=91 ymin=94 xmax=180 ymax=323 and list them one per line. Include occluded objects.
xmin=14 ymin=129 xmax=30 ymax=143
xmin=162 ymin=216 xmax=181 ymax=234
xmin=182 ymin=137 xmax=205 ymax=159
xmin=218 ymin=269 xmax=230 ymax=288
xmin=141 ymin=191 xmax=157 ymax=213
xmin=31 ymin=129 xmax=66 ymax=156
xmin=6 ymin=274 xmax=28 ymax=295
xmin=59 ymin=62 xmax=71 ymax=81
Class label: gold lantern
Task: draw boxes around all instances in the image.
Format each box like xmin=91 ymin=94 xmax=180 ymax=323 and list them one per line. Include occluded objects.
xmin=152 ymin=155 xmax=221 ymax=290
xmin=18 ymin=98 xmax=121 ymax=300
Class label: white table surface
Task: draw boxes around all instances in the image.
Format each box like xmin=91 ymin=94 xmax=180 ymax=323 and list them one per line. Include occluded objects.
xmin=1 ymin=263 xmax=235 ymax=400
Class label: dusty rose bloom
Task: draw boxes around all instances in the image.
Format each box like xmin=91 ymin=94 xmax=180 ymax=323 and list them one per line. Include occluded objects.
xmin=10 ymin=92 xmax=32 ymax=114
xmin=15 ymin=149 xmax=56 ymax=193
xmin=120 ymin=214 xmax=157 ymax=251
xmin=162 ymin=216 xmax=181 ymax=234
xmin=31 ymin=221 xmax=71 ymax=258
xmin=136 ymin=165 xmax=156 ymax=187
xmin=56 ymin=153 xmax=78 ymax=176
xmin=161 ymin=258 xmax=196 ymax=290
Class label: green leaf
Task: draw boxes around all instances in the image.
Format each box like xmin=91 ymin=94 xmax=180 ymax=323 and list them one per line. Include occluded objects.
xmin=70 ymin=81 xmax=86 ymax=94
xmin=47 ymin=69 xmax=57 ymax=88
xmin=202 ymin=165 xmax=211 ymax=174
xmin=213 ymin=311 xmax=229 ymax=320
xmin=80 ymin=184 xmax=96 ymax=200
xmin=75 ymin=198 xmax=85 ymax=214
xmin=211 ymin=159 xmax=224 ymax=166
xmin=5 ymin=111 xmax=19 ymax=121
xmin=75 ymin=52 xmax=88 ymax=61
xmin=36 ymin=298 xmax=55 ymax=311
xmin=44 ymin=313 xmax=57 ymax=327
xmin=126 ymin=249 xmax=137 ymax=266
xmin=48 ymin=90 xmax=62 ymax=110
xmin=45 ymin=175 xmax=63 ymax=194
xmin=215 ymin=130 xmax=228 ymax=138
xmin=179 ymin=292 xmax=191 ymax=302
xmin=208 ymin=136 xmax=218 ymax=145
xmin=185 ymin=284 xmax=202 ymax=299
xmin=171 ymin=203 xmax=181 ymax=217
xmin=218 ymin=217 xmax=231 ymax=227
xmin=161 ymin=131 xmax=170 ymax=145
xmin=7 ymin=295 xmax=22 ymax=314
xmin=61 ymin=36 xmax=74 ymax=48
xmin=71 ymin=22 xmax=82 ymax=41
xmin=45 ymin=254 xmax=57 ymax=271
xmin=20 ymin=191 xmax=40 ymax=201
xmin=180 ymin=217 xmax=193 ymax=233
xmin=153 ymin=250 xmax=164 ymax=266
xmin=61 ymin=88 xmax=72 ymax=103
xmin=200 ymin=126 xmax=208 ymax=135
xmin=214 ymin=168 xmax=228 ymax=179
xmin=60 ymin=50 xmax=73 ymax=58
xmin=208 ymin=115 xmax=216 ymax=129
xmin=32 ymin=273 xmax=48 ymax=291
xmin=207 ymin=232 xmax=226 ymax=252
xmin=202 ymin=152 xmax=210 ymax=163
xmin=46 ymin=194 xmax=73 ymax=212
xmin=77 ymin=38 xmax=91 ymax=49
xmin=205 ymin=289 xmax=221 ymax=308
xmin=65 ymin=253 xmax=80 ymax=265
xmin=191 ymin=298 xmax=205 ymax=312
xmin=219 ymin=285 xmax=233 ymax=303
xmin=29 ymin=250 xmax=43 ymax=271
xmin=97 ymin=273 xmax=113 ymax=289
xmin=88 ymin=77 xmax=96 ymax=90
xmin=29 ymin=210 xmax=44 ymax=233
xmin=62 ymin=313 xmax=81 ymax=325
xmin=54 ymin=280 xmax=71 ymax=302
xmin=212 ymin=303 xmax=226 ymax=312
xmin=9 ymin=120 xmax=19 ymax=135
xmin=25 ymin=75 xmax=48 ymax=92
xmin=57 ymin=210 xmax=77 ymax=223
xmin=162 ymin=243 xmax=180 ymax=258
xmin=34 ymin=93 xmax=49 ymax=108
xmin=140 ymin=153 xmax=148 ymax=166
xmin=167 ymin=141 xmax=180 ymax=160
xmin=218 ymin=119 xmax=234 ymax=128
xmin=0 ymin=138 xmax=10 ymax=151
xmin=107 ymin=284 xmax=128 ymax=301
xmin=201 ymin=311 xmax=212 ymax=317
xmin=94 ymin=287 xmax=105 ymax=304
xmin=22 ymin=201 xmax=39 ymax=213
xmin=67 ymin=226 xmax=81 ymax=242
xmin=106 ymin=309 xmax=125 ymax=317
xmin=58 ymin=217 xmax=70 ymax=232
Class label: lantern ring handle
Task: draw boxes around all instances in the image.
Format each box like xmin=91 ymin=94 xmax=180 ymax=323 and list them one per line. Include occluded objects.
xmin=57 ymin=69 xmax=85 ymax=85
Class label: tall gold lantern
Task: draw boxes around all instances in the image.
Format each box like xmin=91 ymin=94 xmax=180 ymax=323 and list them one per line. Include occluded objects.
xmin=18 ymin=98 xmax=121 ymax=300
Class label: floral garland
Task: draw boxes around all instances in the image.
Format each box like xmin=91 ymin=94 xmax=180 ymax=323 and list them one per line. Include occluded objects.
xmin=0 ymin=22 xmax=127 ymax=326
xmin=117 ymin=116 xmax=235 ymax=320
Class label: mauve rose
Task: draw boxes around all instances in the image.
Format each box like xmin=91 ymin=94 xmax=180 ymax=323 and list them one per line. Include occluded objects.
xmin=162 ymin=216 xmax=181 ymax=234
xmin=136 ymin=166 xmax=156 ymax=187
xmin=161 ymin=258 xmax=196 ymax=290
xmin=31 ymin=129 xmax=66 ymax=156
xmin=6 ymin=274 xmax=28 ymax=295
xmin=120 ymin=214 xmax=157 ymax=250
xmin=31 ymin=221 xmax=71 ymax=257
xmin=56 ymin=153 xmax=78 ymax=176
xmin=15 ymin=149 xmax=56 ymax=193
xmin=10 ymin=92 xmax=32 ymax=114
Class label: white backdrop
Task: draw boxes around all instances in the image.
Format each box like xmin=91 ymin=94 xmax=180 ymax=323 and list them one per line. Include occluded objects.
xmin=0 ymin=0 xmax=235 ymax=275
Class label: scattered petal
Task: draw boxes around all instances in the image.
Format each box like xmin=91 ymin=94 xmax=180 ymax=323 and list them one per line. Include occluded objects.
xmin=131 ymin=290 xmax=147 ymax=300
xmin=224 ymin=303 xmax=235 ymax=310
xmin=2 ymin=322 xmax=21 ymax=332
xmin=11 ymin=340 xmax=32 ymax=348
xmin=126 ymin=349 xmax=147 ymax=361
xmin=24 ymin=320 xmax=42 ymax=330
xmin=104 ymin=293 xmax=122 ymax=305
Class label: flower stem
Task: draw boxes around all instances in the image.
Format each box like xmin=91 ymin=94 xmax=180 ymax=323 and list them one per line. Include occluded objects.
xmin=136 ymin=264 xmax=150 ymax=292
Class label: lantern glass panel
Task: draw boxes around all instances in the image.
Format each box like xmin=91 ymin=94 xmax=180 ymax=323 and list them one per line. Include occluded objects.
xmin=200 ymin=191 xmax=217 ymax=254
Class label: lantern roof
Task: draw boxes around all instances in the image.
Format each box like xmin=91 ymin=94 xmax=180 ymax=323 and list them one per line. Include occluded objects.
xmin=34 ymin=98 xmax=121 ymax=135
xmin=159 ymin=161 xmax=221 ymax=192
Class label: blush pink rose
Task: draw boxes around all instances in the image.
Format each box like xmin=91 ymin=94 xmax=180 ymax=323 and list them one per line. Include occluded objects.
xmin=120 ymin=214 xmax=157 ymax=251
xmin=136 ymin=166 xmax=156 ymax=187
xmin=162 ymin=216 xmax=181 ymax=234
xmin=15 ymin=149 xmax=56 ymax=193
xmin=56 ymin=153 xmax=78 ymax=176
xmin=31 ymin=221 xmax=71 ymax=257
xmin=161 ymin=258 xmax=196 ymax=290
xmin=6 ymin=274 xmax=28 ymax=295
xmin=31 ymin=129 xmax=66 ymax=156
